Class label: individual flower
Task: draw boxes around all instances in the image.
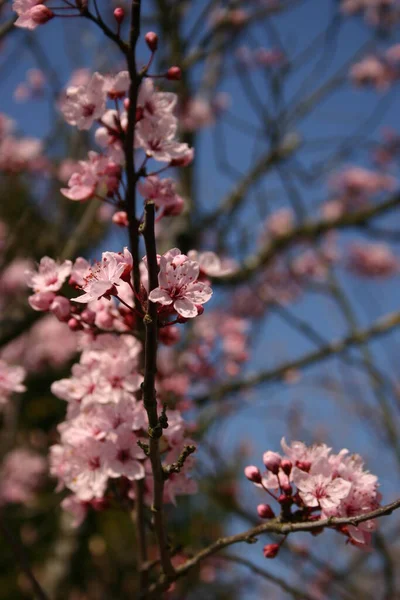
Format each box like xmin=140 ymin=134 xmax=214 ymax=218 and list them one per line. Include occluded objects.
xmin=138 ymin=175 xmax=184 ymax=212
xmin=135 ymin=115 xmax=193 ymax=164
xmin=292 ymin=458 xmax=352 ymax=513
xmin=26 ymin=256 xmax=72 ymax=293
xmin=0 ymin=360 xmax=26 ymax=405
xmin=103 ymin=71 xmax=130 ymax=99
xmin=347 ymin=242 xmax=399 ymax=277
xmin=0 ymin=449 xmax=46 ymax=505
xmin=13 ymin=0 xmax=54 ymax=30
xmin=61 ymin=151 xmax=121 ymax=201
xmin=71 ymin=251 xmax=130 ymax=303
xmin=60 ymin=73 xmax=106 ymax=130
xmin=148 ymin=248 xmax=213 ymax=318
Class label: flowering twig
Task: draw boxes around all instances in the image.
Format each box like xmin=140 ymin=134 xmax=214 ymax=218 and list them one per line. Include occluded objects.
xmin=143 ymin=497 xmax=400 ymax=598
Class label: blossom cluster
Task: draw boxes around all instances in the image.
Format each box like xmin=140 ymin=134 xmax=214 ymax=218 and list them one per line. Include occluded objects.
xmin=0 ymin=113 xmax=43 ymax=174
xmin=26 ymin=246 xmax=215 ymax=328
xmin=245 ymin=438 xmax=381 ymax=551
xmin=50 ymin=332 xmax=196 ymax=525
xmin=0 ymin=359 xmax=26 ymax=406
xmin=58 ymin=69 xmax=192 ymax=221
xmin=350 ymin=46 xmax=400 ymax=91
xmin=0 ymin=448 xmax=46 ymax=506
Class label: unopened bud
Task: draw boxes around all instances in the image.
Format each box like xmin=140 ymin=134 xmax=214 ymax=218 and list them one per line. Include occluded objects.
xmin=257 ymin=504 xmax=275 ymax=519
xmin=68 ymin=317 xmax=82 ymax=331
xmin=281 ymin=482 xmax=292 ymax=496
xmin=263 ymin=543 xmax=280 ymax=559
xmin=50 ymin=296 xmax=71 ymax=322
xmin=166 ymin=66 xmax=182 ymax=81
xmin=112 ymin=211 xmax=129 ymax=227
xmin=281 ymin=459 xmax=292 ymax=476
xmin=145 ymin=31 xmax=158 ymax=52
xmin=113 ymin=7 xmax=124 ymax=23
xmin=278 ymin=493 xmax=292 ymax=506
xmin=263 ymin=451 xmax=282 ymax=475
xmin=296 ymin=460 xmax=311 ymax=473
xmin=244 ymin=466 xmax=262 ymax=483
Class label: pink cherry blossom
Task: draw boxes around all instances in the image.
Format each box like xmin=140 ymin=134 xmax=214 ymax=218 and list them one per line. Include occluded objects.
xmin=61 ymin=151 xmax=121 ymax=202
xmin=103 ymin=71 xmax=130 ymax=99
xmin=135 ymin=115 xmax=192 ymax=164
xmin=148 ymin=248 xmax=213 ymax=318
xmin=71 ymin=252 xmax=127 ymax=303
xmin=292 ymin=458 xmax=352 ymax=512
xmin=187 ymin=250 xmax=235 ymax=278
xmin=105 ymin=427 xmax=145 ymax=480
xmin=350 ymin=56 xmax=394 ymax=90
xmin=0 ymin=449 xmax=46 ymax=505
xmin=60 ymin=73 xmax=106 ymax=130
xmin=138 ymin=175 xmax=184 ymax=212
xmin=13 ymin=0 xmax=54 ymax=30
xmin=137 ymin=78 xmax=177 ymax=121
xmin=0 ymin=360 xmax=26 ymax=405
xmin=26 ymin=256 xmax=72 ymax=293
xmin=347 ymin=242 xmax=399 ymax=277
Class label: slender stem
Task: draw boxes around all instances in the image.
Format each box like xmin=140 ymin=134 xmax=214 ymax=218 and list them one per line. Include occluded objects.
xmin=0 ymin=513 xmax=49 ymax=600
xmin=141 ymin=202 xmax=175 ymax=577
xmin=143 ymin=497 xmax=400 ymax=598
xmin=135 ymin=479 xmax=149 ymax=589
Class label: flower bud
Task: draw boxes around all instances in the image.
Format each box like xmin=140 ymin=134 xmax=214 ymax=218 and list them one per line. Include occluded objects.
xmin=113 ymin=7 xmax=124 ymax=23
xmin=50 ymin=296 xmax=71 ymax=322
xmin=257 ymin=504 xmax=275 ymax=519
xmin=166 ymin=66 xmax=182 ymax=81
xmin=296 ymin=460 xmax=311 ymax=472
xmin=278 ymin=493 xmax=292 ymax=506
xmin=80 ymin=308 xmax=96 ymax=325
xmin=28 ymin=291 xmax=56 ymax=312
xmin=31 ymin=5 xmax=54 ymax=25
xmin=112 ymin=211 xmax=129 ymax=227
xmin=244 ymin=466 xmax=261 ymax=483
xmin=145 ymin=31 xmax=158 ymax=52
xmin=68 ymin=317 xmax=83 ymax=331
xmin=263 ymin=543 xmax=280 ymax=559
xmin=281 ymin=459 xmax=292 ymax=476
xmin=281 ymin=482 xmax=292 ymax=496
xmin=263 ymin=451 xmax=281 ymax=474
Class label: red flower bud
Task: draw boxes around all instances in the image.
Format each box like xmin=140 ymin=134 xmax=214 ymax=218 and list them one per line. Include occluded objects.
xmin=145 ymin=31 xmax=158 ymax=52
xmin=166 ymin=66 xmax=182 ymax=81
xmin=244 ymin=466 xmax=262 ymax=483
xmin=257 ymin=504 xmax=275 ymax=519
xmin=281 ymin=459 xmax=292 ymax=476
xmin=112 ymin=211 xmax=129 ymax=227
xmin=113 ymin=7 xmax=124 ymax=24
xmin=263 ymin=543 xmax=280 ymax=559
xmin=68 ymin=317 xmax=83 ymax=331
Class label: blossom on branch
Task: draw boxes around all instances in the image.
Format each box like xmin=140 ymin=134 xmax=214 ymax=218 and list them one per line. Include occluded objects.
xmin=0 ymin=360 xmax=26 ymax=405
xmin=246 ymin=438 xmax=381 ymax=547
xmin=148 ymin=248 xmax=213 ymax=318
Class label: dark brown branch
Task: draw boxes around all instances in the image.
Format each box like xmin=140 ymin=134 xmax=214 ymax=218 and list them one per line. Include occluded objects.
xmin=143 ymin=497 xmax=400 ymax=598
xmin=140 ymin=202 xmax=174 ymax=578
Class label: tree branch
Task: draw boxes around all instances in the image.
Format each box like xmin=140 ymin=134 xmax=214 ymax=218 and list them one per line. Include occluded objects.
xmin=143 ymin=498 xmax=400 ymax=597
xmin=195 ymin=310 xmax=400 ymax=404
